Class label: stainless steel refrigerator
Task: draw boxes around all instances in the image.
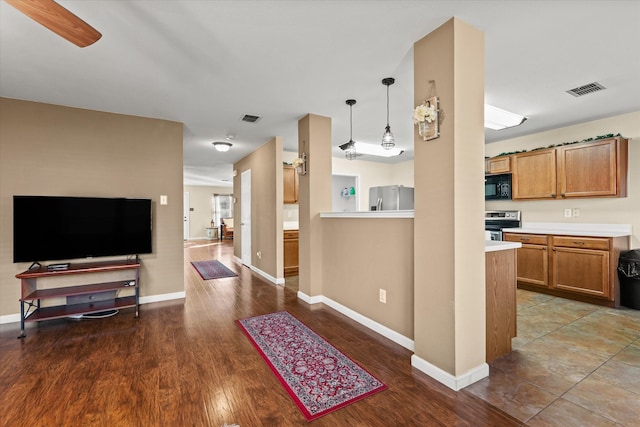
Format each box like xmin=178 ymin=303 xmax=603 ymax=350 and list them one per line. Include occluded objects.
xmin=369 ymin=185 xmax=414 ymax=211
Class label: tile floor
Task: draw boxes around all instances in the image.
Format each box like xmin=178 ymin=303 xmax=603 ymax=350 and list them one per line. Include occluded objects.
xmin=466 ymin=289 xmax=640 ymax=426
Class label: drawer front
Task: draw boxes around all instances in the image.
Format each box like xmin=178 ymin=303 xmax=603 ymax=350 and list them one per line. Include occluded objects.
xmin=284 ymin=230 xmax=299 ymax=239
xmin=503 ymin=233 xmax=548 ymax=245
xmin=552 ymin=236 xmax=610 ymax=250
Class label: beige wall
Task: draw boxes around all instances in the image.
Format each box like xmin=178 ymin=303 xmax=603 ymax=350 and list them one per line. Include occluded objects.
xmin=183 ymin=185 xmax=233 ymax=239
xmin=0 ymin=98 xmax=185 ymax=319
xmin=322 ymin=218 xmax=414 ymax=338
xmin=233 ymin=137 xmax=283 ymax=279
xmin=298 ymin=114 xmax=333 ymax=297
xmin=413 ymin=18 xmax=486 ymax=376
xmin=485 ymin=111 xmax=640 ymax=248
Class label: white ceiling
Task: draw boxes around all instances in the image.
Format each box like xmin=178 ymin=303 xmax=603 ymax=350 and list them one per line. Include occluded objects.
xmin=1 ymin=1 xmax=639 ymax=187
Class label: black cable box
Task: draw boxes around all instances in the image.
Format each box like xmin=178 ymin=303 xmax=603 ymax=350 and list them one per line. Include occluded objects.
xmin=47 ymin=263 xmax=70 ymax=271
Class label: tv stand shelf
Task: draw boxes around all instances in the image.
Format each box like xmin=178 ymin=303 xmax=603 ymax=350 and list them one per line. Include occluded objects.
xmin=16 ymin=260 xmax=140 ymax=338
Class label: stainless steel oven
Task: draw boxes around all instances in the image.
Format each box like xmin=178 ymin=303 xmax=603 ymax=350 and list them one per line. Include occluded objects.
xmin=485 ymin=210 xmax=521 ymax=241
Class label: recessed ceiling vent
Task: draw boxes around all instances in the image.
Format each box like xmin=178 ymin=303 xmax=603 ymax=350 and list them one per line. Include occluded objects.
xmin=566 ymin=82 xmax=606 ymax=97
xmin=241 ymin=114 xmax=261 ymax=123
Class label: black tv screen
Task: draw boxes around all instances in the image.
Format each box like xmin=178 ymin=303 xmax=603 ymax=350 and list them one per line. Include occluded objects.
xmin=13 ymin=195 xmax=152 ymax=263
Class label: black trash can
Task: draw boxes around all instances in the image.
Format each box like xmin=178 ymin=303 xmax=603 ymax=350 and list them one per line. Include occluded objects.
xmin=618 ymin=249 xmax=640 ymax=310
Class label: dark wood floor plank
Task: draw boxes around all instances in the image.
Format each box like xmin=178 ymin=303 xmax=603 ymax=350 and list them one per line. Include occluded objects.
xmin=0 ymin=240 xmax=523 ymax=426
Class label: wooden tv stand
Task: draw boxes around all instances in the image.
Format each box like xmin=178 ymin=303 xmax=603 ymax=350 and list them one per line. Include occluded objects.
xmin=16 ymin=259 xmax=140 ymax=338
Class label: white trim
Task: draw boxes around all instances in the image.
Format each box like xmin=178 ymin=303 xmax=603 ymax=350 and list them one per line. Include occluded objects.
xmin=322 ymin=296 xmax=414 ymax=351
xmin=297 ymin=291 xmax=323 ymax=305
xmin=249 ymin=265 xmax=285 ymax=285
xmin=321 ymin=210 xmax=414 ymax=219
xmin=0 ymin=313 xmax=21 ymax=325
xmin=140 ymin=291 xmax=185 ymax=305
xmin=411 ymin=354 xmax=489 ymax=391
xmin=295 ymin=292 xmax=414 ymax=351
xmin=0 ymin=291 xmax=186 ymax=325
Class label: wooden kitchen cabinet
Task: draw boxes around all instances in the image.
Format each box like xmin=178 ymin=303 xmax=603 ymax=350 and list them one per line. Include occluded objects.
xmin=485 ymin=156 xmax=512 ymax=174
xmin=557 ymin=137 xmax=628 ymax=199
xmin=504 ymin=231 xmax=628 ymax=307
xmin=283 ymin=166 xmax=298 ymax=204
xmin=510 ymin=137 xmax=628 ymax=201
xmin=503 ymin=233 xmax=549 ymax=289
xmin=284 ymin=230 xmax=299 ymax=277
xmin=511 ymin=148 xmax=557 ymax=200
xmin=552 ymin=238 xmax=610 ymax=299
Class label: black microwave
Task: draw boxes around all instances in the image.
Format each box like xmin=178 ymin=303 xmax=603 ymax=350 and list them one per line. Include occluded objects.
xmin=485 ymin=174 xmax=511 ymax=200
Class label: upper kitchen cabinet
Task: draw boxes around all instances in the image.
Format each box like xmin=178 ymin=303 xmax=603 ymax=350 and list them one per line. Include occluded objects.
xmin=485 ymin=155 xmax=511 ymax=175
xmin=283 ymin=165 xmax=298 ymax=204
xmin=557 ymin=137 xmax=628 ymax=198
xmin=511 ymin=137 xmax=628 ymax=201
xmin=512 ymin=148 xmax=557 ymax=200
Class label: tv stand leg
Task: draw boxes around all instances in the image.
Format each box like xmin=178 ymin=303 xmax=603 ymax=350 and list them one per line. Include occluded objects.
xmin=18 ymin=301 xmax=25 ymax=338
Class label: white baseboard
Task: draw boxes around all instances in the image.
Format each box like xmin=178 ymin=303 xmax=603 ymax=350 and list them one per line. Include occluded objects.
xmin=411 ymin=354 xmax=489 ymax=391
xmin=249 ymin=265 xmax=285 ymax=285
xmin=140 ymin=291 xmax=186 ymax=304
xmin=0 ymin=292 xmax=186 ymax=325
xmin=295 ymin=292 xmax=414 ymax=351
xmin=0 ymin=313 xmax=21 ymax=325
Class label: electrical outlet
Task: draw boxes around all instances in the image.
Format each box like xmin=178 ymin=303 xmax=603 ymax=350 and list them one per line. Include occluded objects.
xmin=379 ymin=289 xmax=387 ymax=304
xmin=572 ymin=208 xmax=580 ymax=218
xmin=257 ymin=251 xmax=262 ymax=259
xmin=564 ymin=208 xmax=572 ymax=218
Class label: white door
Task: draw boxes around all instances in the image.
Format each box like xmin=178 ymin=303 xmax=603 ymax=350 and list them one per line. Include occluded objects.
xmin=183 ymin=192 xmax=190 ymax=240
xmin=241 ymin=170 xmax=252 ymax=266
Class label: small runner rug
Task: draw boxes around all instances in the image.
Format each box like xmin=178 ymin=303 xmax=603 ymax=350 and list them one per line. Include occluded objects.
xmin=237 ymin=311 xmax=387 ymax=421
xmin=191 ymin=260 xmax=237 ymax=280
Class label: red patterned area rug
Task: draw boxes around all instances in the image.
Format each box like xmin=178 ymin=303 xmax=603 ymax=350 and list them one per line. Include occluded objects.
xmin=237 ymin=311 xmax=387 ymax=421
xmin=191 ymin=260 xmax=237 ymax=280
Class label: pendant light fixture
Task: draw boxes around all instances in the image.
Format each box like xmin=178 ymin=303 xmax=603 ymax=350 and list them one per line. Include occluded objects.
xmin=342 ymin=99 xmax=358 ymax=160
xmin=381 ymin=77 xmax=395 ymax=149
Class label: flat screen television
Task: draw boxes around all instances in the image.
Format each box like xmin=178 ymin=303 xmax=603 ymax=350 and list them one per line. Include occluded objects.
xmin=13 ymin=195 xmax=152 ymax=263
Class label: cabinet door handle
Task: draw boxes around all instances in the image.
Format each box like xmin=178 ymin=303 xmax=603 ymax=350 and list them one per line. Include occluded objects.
xmin=573 ymin=241 xmax=585 ymax=245
xmin=561 ymin=193 xmax=566 ymax=198
xmin=551 ymin=193 xmax=556 ymax=197
xmin=520 ymin=237 xmax=530 ymax=241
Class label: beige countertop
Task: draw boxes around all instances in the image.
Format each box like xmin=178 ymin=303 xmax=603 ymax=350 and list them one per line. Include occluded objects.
xmin=485 ymin=240 xmax=522 ymax=252
xmin=503 ymin=222 xmax=632 ymax=238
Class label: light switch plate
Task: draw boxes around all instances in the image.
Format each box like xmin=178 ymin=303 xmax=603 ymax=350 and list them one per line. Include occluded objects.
xmin=160 ymin=195 xmax=168 ymax=205
xmin=564 ymin=208 xmax=572 ymax=218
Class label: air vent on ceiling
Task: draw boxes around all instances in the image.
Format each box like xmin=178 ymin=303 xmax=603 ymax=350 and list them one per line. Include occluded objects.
xmin=241 ymin=114 xmax=261 ymax=123
xmin=566 ymin=82 xmax=606 ymax=97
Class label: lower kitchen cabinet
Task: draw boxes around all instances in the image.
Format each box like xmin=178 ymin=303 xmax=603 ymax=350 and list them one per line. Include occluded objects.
xmin=503 ymin=232 xmax=628 ymax=307
xmin=284 ymin=230 xmax=299 ymax=277
xmin=504 ymin=233 xmax=549 ymax=289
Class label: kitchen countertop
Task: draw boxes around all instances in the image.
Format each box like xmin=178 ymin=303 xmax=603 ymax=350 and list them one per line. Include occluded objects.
xmin=485 ymin=240 xmax=522 ymax=252
xmin=283 ymin=221 xmax=299 ymax=230
xmin=503 ymin=222 xmax=632 ymax=238
xmin=320 ymin=210 xmax=414 ymax=218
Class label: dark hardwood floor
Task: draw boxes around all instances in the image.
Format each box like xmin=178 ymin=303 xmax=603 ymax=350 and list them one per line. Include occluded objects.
xmin=0 ymin=240 xmax=523 ymax=426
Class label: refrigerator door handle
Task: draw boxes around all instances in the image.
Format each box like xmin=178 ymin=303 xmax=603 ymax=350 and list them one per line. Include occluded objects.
xmin=377 ymin=197 xmax=382 ymax=211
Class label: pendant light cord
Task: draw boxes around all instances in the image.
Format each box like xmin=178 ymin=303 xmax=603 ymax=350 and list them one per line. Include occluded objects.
xmin=386 ymin=84 xmax=390 ymax=127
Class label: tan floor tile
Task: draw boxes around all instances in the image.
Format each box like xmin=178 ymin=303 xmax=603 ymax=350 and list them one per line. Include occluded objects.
xmin=464 ymin=367 xmax=557 ymax=423
xmin=527 ymin=398 xmax=620 ymax=427
xmin=613 ymin=340 xmax=640 ymax=366
xmin=591 ymin=359 xmax=640 ymax=395
xmin=564 ymin=376 xmax=640 ymax=426
xmin=540 ymin=325 xmax=634 ymax=358
xmin=489 ymin=350 xmax=577 ymax=396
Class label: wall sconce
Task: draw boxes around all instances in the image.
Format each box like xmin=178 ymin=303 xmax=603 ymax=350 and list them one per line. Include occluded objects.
xmin=293 ymin=152 xmax=307 ymax=175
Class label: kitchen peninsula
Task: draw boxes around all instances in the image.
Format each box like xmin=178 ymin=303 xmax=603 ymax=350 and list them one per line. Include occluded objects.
xmin=320 ymin=211 xmax=521 ymax=362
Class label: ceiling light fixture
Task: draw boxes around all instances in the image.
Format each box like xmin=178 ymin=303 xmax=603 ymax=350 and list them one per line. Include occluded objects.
xmin=484 ymin=104 xmax=527 ymax=130
xmin=212 ymin=142 xmax=232 ymax=152
xmin=342 ymin=99 xmax=358 ymax=160
xmin=381 ymin=77 xmax=395 ymax=149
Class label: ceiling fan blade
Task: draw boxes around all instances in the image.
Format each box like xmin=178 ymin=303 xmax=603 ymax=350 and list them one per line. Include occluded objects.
xmin=5 ymin=0 xmax=101 ymax=47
